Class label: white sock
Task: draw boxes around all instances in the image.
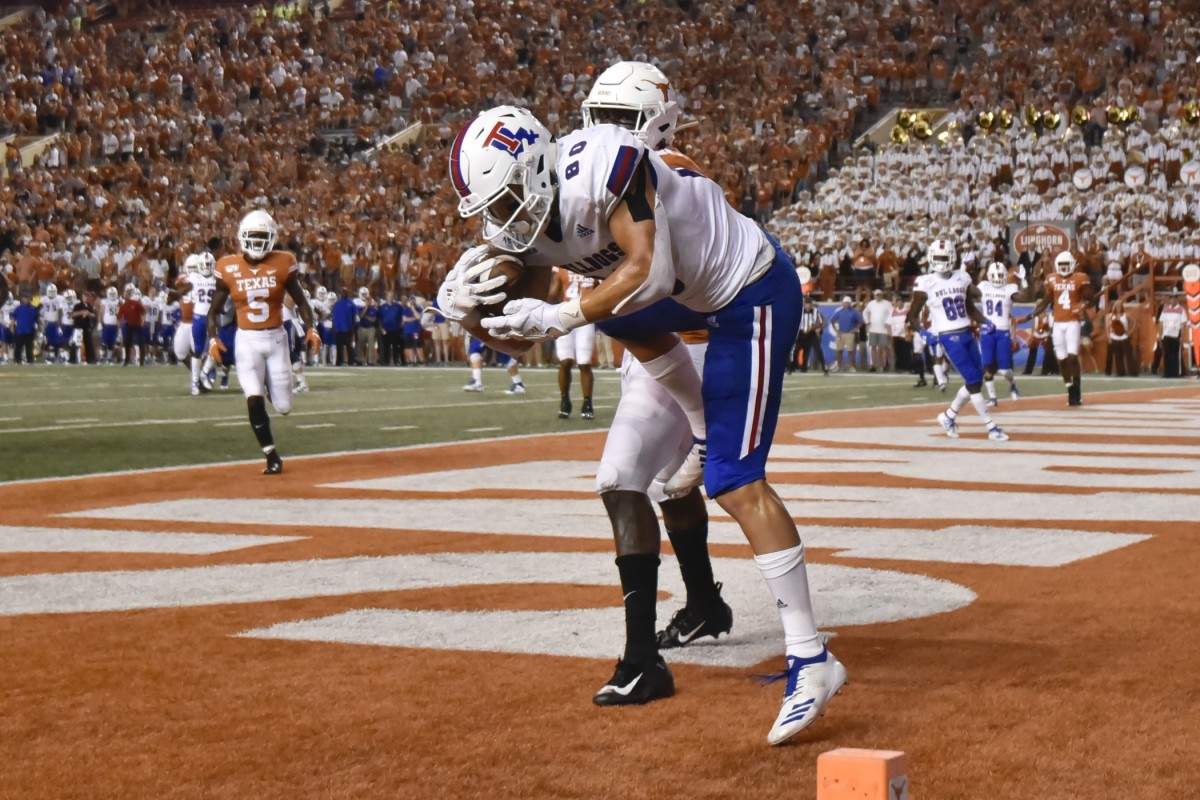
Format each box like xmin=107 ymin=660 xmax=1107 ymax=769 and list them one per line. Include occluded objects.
xmin=948 ymin=385 xmax=970 ymax=417
xmin=190 ymin=356 xmax=201 ymax=383
xmin=640 ymin=341 xmax=707 ymax=440
xmin=969 ymin=391 xmax=995 ymax=428
xmin=472 ymin=367 xmax=482 ymax=382
xmin=511 ymin=374 xmax=522 ymax=385
xmin=933 ymin=362 xmax=946 ymax=385
xmin=1002 ymin=369 xmax=1016 ymax=389
xmin=754 ymin=543 xmax=822 ymax=658
xmin=985 ymin=379 xmax=996 ymax=400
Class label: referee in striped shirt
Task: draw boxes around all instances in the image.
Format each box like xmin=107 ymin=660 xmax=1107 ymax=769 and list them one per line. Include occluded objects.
xmin=791 ymin=297 xmax=828 ymax=374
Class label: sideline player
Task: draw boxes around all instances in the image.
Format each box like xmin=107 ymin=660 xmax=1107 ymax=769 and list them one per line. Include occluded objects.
xmin=443 ymin=102 xmax=842 ymax=744
xmin=550 ymin=266 xmax=597 ymax=418
xmin=99 ymin=285 xmax=121 ymax=363
xmin=907 ymin=239 xmax=1009 ymax=441
xmin=1014 ymin=250 xmax=1090 ymax=406
xmin=207 ymin=211 xmax=319 ymax=473
xmin=180 ymin=252 xmax=218 ymax=390
xmin=978 ymin=261 xmax=1028 ymax=406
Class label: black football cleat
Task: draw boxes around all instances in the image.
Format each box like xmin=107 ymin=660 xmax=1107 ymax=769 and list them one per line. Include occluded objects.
xmin=592 ymin=655 xmax=675 ymax=706
xmin=657 ymin=583 xmax=734 ymax=649
xmin=581 ymin=398 xmax=594 ymax=420
xmin=558 ymin=395 xmax=572 ymax=419
xmin=263 ymin=451 xmax=284 ymax=475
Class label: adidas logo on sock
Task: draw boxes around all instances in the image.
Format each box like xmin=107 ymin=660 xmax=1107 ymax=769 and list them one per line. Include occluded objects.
xmin=776 ymin=598 xmax=788 ymax=609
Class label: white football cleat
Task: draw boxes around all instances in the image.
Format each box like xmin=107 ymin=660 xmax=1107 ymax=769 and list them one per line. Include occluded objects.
xmin=504 ymin=382 xmax=526 ymax=395
xmin=766 ymin=648 xmax=847 ymax=746
xmin=937 ymin=412 xmax=960 ymax=438
xmin=663 ymin=438 xmax=706 ymax=498
xmin=462 ymin=380 xmax=485 ymax=392
xmin=988 ymin=426 xmax=1009 ymax=441
xmin=986 ymin=397 xmax=998 ymax=409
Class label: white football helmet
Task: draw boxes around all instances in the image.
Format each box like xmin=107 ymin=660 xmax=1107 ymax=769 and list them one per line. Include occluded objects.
xmin=582 ymin=61 xmax=681 ymax=151
xmin=63 ymin=289 xmax=77 ymax=305
xmin=450 ymin=106 xmax=557 ymax=253
xmin=197 ymin=251 xmax=215 ymax=277
xmin=315 ymin=286 xmax=328 ymax=303
xmin=238 ymin=210 xmax=278 ymax=260
xmin=131 ymin=287 xmax=142 ymax=301
xmin=182 ymin=254 xmax=200 ymax=273
xmin=45 ymin=285 xmax=57 ymax=300
xmin=106 ymin=286 xmax=118 ymax=302
xmin=1054 ymin=250 xmax=1077 ymax=276
xmin=928 ymin=239 xmax=955 ymax=274
xmin=358 ymin=286 xmax=370 ymax=301
xmin=986 ymin=262 xmax=1008 ymax=287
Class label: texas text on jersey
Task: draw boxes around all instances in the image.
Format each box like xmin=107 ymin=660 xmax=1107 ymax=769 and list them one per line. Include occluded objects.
xmin=214 ymin=251 xmax=298 ymax=330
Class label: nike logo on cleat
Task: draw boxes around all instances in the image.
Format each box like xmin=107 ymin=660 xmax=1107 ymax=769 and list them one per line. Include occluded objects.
xmin=679 ymin=622 xmax=705 ymax=642
xmin=604 ymin=674 xmax=642 ymax=696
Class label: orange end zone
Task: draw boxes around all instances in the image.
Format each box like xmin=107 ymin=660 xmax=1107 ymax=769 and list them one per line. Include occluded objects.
xmin=817 ymin=748 xmax=909 ymax=800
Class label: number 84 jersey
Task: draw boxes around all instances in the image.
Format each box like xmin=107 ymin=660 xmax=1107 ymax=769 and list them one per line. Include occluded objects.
xmin=978 ymin=280 xmax=1019 ymax=331
xmin=214 ymin=252 xmax=298 ymax=330
xmin=915 ymin=270 xmax=975 ymax=334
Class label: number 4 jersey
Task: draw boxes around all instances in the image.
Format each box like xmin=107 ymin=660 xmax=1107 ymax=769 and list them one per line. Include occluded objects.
xmin=1045 ymin=272 xmax=1089 ymax=323
xmin=214 ymin=252 xmax=297 ymax=330
xmin=915 ymin=270 xmax=974 ymax=333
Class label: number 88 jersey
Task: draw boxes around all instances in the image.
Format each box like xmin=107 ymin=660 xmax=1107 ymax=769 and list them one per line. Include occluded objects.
xmin=914 ymin=270 xmax=975 ymax=334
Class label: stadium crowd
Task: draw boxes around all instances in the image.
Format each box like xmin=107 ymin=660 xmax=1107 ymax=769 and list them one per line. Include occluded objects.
xmin=2 ymin=0 xmax=1199 ymax=376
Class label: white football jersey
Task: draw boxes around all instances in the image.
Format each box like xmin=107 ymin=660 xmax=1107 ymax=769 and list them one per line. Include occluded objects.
xmin=0 ymin=299 xmax=14 ymax=326
xmin=498 ymin=125 xmax=767 ymax=314
xmin=40 ymin=296 xmax=64 ymax=325
xmin=142 ymin=295 xmax=161 ymax=324
xmin=101 ymin=297 xmax=120 ymax=326
xmin=190 ymin=272 xmax=218 ymax=315
xmin=915 ymin=270 xmax=974 ymax=333
xmin=978 ymin=281 xmax=1019 ymax=331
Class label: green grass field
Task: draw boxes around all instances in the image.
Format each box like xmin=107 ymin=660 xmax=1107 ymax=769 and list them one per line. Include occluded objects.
xmin=0 ymin=362 xmax=1170 ymax=482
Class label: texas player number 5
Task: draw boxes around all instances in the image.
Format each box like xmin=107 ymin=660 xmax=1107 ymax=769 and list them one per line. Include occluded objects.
xmin=246 ymin=287 xmax=271 ymax=323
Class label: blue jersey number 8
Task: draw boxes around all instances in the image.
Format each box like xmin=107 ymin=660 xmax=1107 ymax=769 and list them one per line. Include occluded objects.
xmin=941 ymin=295 xmax=967 ymax=321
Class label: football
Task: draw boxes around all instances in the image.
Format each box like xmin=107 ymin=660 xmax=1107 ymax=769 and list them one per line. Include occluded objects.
xmin=475 ymin=255 xmax=531 ymax=317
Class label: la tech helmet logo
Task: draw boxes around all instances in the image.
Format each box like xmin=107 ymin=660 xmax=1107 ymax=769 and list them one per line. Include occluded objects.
xmin=484 ymin=122 xmax=539 ymax=157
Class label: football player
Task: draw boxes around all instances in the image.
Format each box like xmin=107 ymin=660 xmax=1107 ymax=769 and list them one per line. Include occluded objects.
xmin=179 ymin=252 xmax=218 ymax=390
xmin=283 ymin=292 xmax=311 ymax=393
xmin=99 ymin=285 xmax=121 ymax=364
xmin=549 ymin=266 xmax=597 ymax=418
xmin=39 ymin=284 xmax=66 ymax=363
xmin=978 ymin=262 xmax=1030 ymax=406
xmin=579 ymin=63 xmax=731 ymax=705
xmin=174 ymin=256 xmax=201 ymax=392
xmin=1014 ymin=250 xmax=1091 ymax=406
xmin=907 ymin=240 xmax=1009 ymax=441
xmin=443 ymin=100 xmax=842 ymax=744
xmin=207 ymin=210 xmax=320 ymax=474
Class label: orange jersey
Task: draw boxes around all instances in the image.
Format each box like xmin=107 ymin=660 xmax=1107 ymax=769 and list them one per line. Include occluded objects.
xmin=214 ymin=251 xmax=297 ymax=330
xmin=1045 ymin=272 xmax=1089 ymax=323
xmin=556 ymin=267 xmax=596 ymax=302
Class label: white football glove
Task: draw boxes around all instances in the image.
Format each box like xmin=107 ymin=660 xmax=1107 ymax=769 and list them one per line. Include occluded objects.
xmin=481 ymin=297 xmax=587 ymax=342
xmin=437 ymin=253 xmax=509 ymax=322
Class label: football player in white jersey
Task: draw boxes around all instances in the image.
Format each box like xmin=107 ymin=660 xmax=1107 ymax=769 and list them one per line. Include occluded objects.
xmin=313 ymin=285 xmax=333 ymax=365
xmin=0 ymin=293 xmax=15 ymax=363
xmin=579 ymin=62 xmax=731 ymax=703
xmin=99 ymin=286 xmax=122 ymax=363
xmin=443 ymin=102 xmax=843 ymax=745
xmin=39 ymin=285 xmax=66 ymax=363
xmin=978 ymin=262 xmax=1030 ymax=406
xmin=181 ymin=252 xmax=218 ymax=389
xmin=549 ymin=266 xmax=597 ymax=418
xmin=907 ymin=240 xmax=1009 ymax=441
